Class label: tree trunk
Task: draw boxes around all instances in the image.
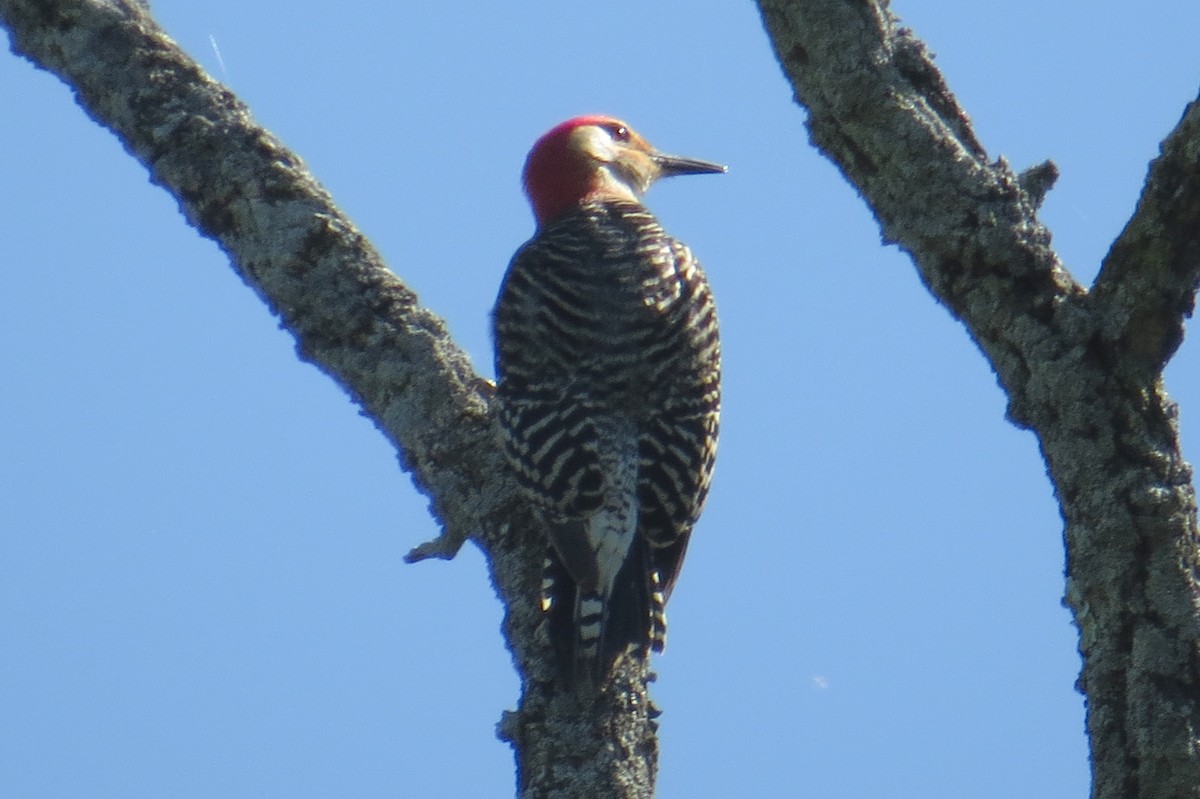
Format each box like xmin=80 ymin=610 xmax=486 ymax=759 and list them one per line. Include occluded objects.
xmin=0 ymin=1 xmax=657 ymax=796
xmin=756 ymin=1 xmax=1200 ymax=796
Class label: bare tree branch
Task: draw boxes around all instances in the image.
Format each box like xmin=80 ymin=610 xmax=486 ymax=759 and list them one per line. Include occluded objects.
xmin=2 ymin=0 xmax=496 ymax=551
xmin=756 ymin=1 xmax=1200 ymax=797
xmin=0 ymin=1 xmax=659 ymax=796
xmin=1093 ymin=96 xmax=1200 ymax=370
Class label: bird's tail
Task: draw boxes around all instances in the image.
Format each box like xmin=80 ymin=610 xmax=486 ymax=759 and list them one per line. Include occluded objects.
xmin=542 ymin=540 xmax=664 ymax=688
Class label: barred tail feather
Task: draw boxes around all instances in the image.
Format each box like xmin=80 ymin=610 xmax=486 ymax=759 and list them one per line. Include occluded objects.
xmin=541 ymin=553 xmax=577 ymax=682
xmin=541 ymin=541 xmax=663 ymax=687
xmin=649 ymin=567 xmax=668 ymax=654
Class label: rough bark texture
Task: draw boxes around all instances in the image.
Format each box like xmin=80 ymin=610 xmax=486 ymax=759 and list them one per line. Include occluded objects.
xmin=756 ymin=1 xmax=1200 ymax=797
xmin=0 ymin=1 xmax=655 ymax=797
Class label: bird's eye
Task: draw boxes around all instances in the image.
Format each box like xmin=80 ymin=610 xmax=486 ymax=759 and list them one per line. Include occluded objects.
xmin=609 ymin=124 xmax=630 ymax=142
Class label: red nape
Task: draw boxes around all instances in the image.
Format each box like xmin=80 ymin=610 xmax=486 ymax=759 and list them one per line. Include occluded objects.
xmin=522 ymin=115 xmax=624 ymax=225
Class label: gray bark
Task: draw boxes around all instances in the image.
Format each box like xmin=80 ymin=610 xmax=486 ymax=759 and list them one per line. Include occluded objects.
xmin=0 ymin=1 xmax=654 ymax=797
xmin=756 ymin=1 xmax=1200 ymax=797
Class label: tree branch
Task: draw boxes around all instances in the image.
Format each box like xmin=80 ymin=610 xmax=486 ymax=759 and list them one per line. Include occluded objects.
xmin=0 ymin=1 xmax=658 ymax=796
xmin=1093 ymin=94 xmax=1200 ymax=370
xmin=757 ymin=1 xmax=1200 ymax=797
xmin=2 ymin=0 xmax=497 ymax=552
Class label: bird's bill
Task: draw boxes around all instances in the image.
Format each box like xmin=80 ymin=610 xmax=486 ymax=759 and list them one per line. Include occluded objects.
xmin=653 ymin=152 xmax=728 ymax=177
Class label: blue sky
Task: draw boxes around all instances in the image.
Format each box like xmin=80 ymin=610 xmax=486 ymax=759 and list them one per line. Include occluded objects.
xmin=4 ymin=2 xmax=1200 ymax=796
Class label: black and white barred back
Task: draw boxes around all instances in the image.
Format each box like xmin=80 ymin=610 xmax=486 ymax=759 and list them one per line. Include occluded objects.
xmin=493 ymin=199 xmax=720 ymax=684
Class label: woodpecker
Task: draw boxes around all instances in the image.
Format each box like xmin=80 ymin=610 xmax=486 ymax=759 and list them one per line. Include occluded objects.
xmin=493 ymin=116 xmax=723 ymax=685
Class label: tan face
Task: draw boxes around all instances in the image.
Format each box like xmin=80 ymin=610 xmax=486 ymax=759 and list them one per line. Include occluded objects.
xmin=566 ymin=122 xmax=661 ymax=199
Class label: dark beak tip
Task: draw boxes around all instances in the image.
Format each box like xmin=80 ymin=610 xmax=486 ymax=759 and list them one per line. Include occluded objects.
xmin=656 ymin=153 xmax=729 ymax=177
